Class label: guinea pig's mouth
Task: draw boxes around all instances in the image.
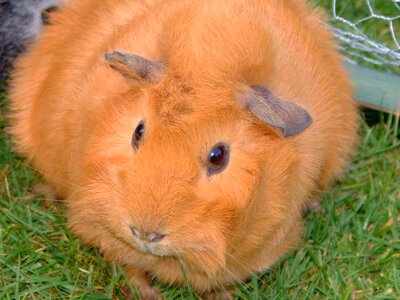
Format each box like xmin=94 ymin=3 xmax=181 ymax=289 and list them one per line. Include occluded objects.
xmin=130 ymin=239 xmax=175 ymax=258
xmin=135 ymin=241 xmax=168 ymax=257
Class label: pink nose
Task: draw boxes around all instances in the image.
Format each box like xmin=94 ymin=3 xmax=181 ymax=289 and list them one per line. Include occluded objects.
xmin=129 ymin=225 xmax=166 ymax=243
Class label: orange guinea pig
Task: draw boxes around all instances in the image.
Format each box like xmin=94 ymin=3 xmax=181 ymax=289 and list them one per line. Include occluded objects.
xmin=9 ymin=0 xmax=358 ymax=298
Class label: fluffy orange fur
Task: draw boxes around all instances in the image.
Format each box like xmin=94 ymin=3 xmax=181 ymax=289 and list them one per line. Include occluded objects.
xmin=9 ymin=0 xmax=358 ymax=294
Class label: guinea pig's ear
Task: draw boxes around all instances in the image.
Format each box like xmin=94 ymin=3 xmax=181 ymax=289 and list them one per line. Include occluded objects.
xmin=238 ymin=85 xmax=313 ymax=137
xmin=104 ymin=50 xmax=165 ymax=83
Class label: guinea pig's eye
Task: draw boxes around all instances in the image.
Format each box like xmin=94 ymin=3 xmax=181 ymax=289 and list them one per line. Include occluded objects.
xmin=132 ymin=121 xmax=145 ymax=150
xmin=207 ymin=143 xmax=230 ymax=175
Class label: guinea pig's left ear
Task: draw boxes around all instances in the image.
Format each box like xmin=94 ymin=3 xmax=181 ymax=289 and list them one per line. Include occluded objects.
xmin=104 ymin=50 xmax=166 ymax=83
xmin=238 ymin=85 xmax=313 ymax=137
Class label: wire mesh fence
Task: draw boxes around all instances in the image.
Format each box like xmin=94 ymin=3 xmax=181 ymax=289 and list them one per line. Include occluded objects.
xmin=318 ymin=0 xmax=400 ymax=73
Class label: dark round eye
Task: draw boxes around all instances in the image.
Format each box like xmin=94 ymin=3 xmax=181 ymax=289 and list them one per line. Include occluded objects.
xmin=207 ymin=143 xmax=230 ymax=175
xmin=132 ymin=121 xmax=144 ymax=149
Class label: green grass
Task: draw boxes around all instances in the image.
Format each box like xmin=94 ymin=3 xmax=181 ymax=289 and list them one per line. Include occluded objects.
xmin=1 ymin=1 xmax=400 ymax=299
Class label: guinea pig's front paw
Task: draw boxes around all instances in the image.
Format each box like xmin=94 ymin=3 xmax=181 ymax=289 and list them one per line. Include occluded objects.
xmin=202 ymin=290 xmax=233 ymax=300
xmin=122 ymin=267 xmax=163 ymax=300
xmin=23 ymin=183 xmax=61 ymax=204
xmin=304 ymin=197 xmax=325 ymax=212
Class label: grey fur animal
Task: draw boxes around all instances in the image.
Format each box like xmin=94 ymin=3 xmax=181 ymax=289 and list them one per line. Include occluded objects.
xmin=0 ymin=0 xmax=62 ymax=80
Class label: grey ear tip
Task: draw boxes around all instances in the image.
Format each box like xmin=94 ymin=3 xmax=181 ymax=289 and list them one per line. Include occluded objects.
xmin=304 ymin=113 xmax=313 ymax=126
xmin=284 ymin=113 xmax=313 ymax=137
xmin=104 ymin=53 xmax=112 ymax=61
xmin=104 ymin=50 xmax=124 ymax=62
xmin=302 ymin=114 xmax=314 ymax=133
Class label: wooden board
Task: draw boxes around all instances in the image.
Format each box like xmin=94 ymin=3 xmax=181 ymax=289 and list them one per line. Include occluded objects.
xmin=346 ymin=63 xmax=400 ymax=115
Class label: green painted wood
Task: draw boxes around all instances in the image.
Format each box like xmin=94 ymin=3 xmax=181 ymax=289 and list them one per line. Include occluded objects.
xmin=345 ymin=63 xmax=400 ymax=115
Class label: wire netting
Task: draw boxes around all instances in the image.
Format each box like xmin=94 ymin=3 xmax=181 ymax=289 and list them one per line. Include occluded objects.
xmin=320 ymin=0 xmax=400 ymax=73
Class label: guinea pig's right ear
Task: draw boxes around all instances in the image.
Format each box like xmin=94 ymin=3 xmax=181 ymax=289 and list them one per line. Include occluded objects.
xmin=104 ymin=50 xmax=166 ymax=84
xmin=238 ymin=85 xmax=313 ymax=137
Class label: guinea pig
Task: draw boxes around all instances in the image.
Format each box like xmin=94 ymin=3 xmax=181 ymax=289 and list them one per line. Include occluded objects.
xmin=8 ymin=0 xmax=358 ymax=298
xmin=0 ymin=0 xmax=63 ymax=80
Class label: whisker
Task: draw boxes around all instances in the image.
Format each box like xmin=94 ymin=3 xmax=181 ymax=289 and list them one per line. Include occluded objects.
xmin=24 ymin=196 xmax=68 ymax=203
xmin=11 ymin=161 xmax=89 ymax=191
xmin=224 ymin=251 xmax=269 ymax=289
xmin=188 ymin=246 xmax=248 ymax=287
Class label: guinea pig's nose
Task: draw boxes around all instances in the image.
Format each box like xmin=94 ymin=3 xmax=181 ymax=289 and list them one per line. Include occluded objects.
xmin=147 ymin=232 xmax=166 ymax=243
xmin=130 ymin=225 xmax=140 ymax=238
xmin=129 ymin=225 xmax=166 ymax=243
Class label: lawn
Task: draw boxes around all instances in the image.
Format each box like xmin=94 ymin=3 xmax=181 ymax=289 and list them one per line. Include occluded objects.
xmin=1 ymin=1 xmax=400 ymax=299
